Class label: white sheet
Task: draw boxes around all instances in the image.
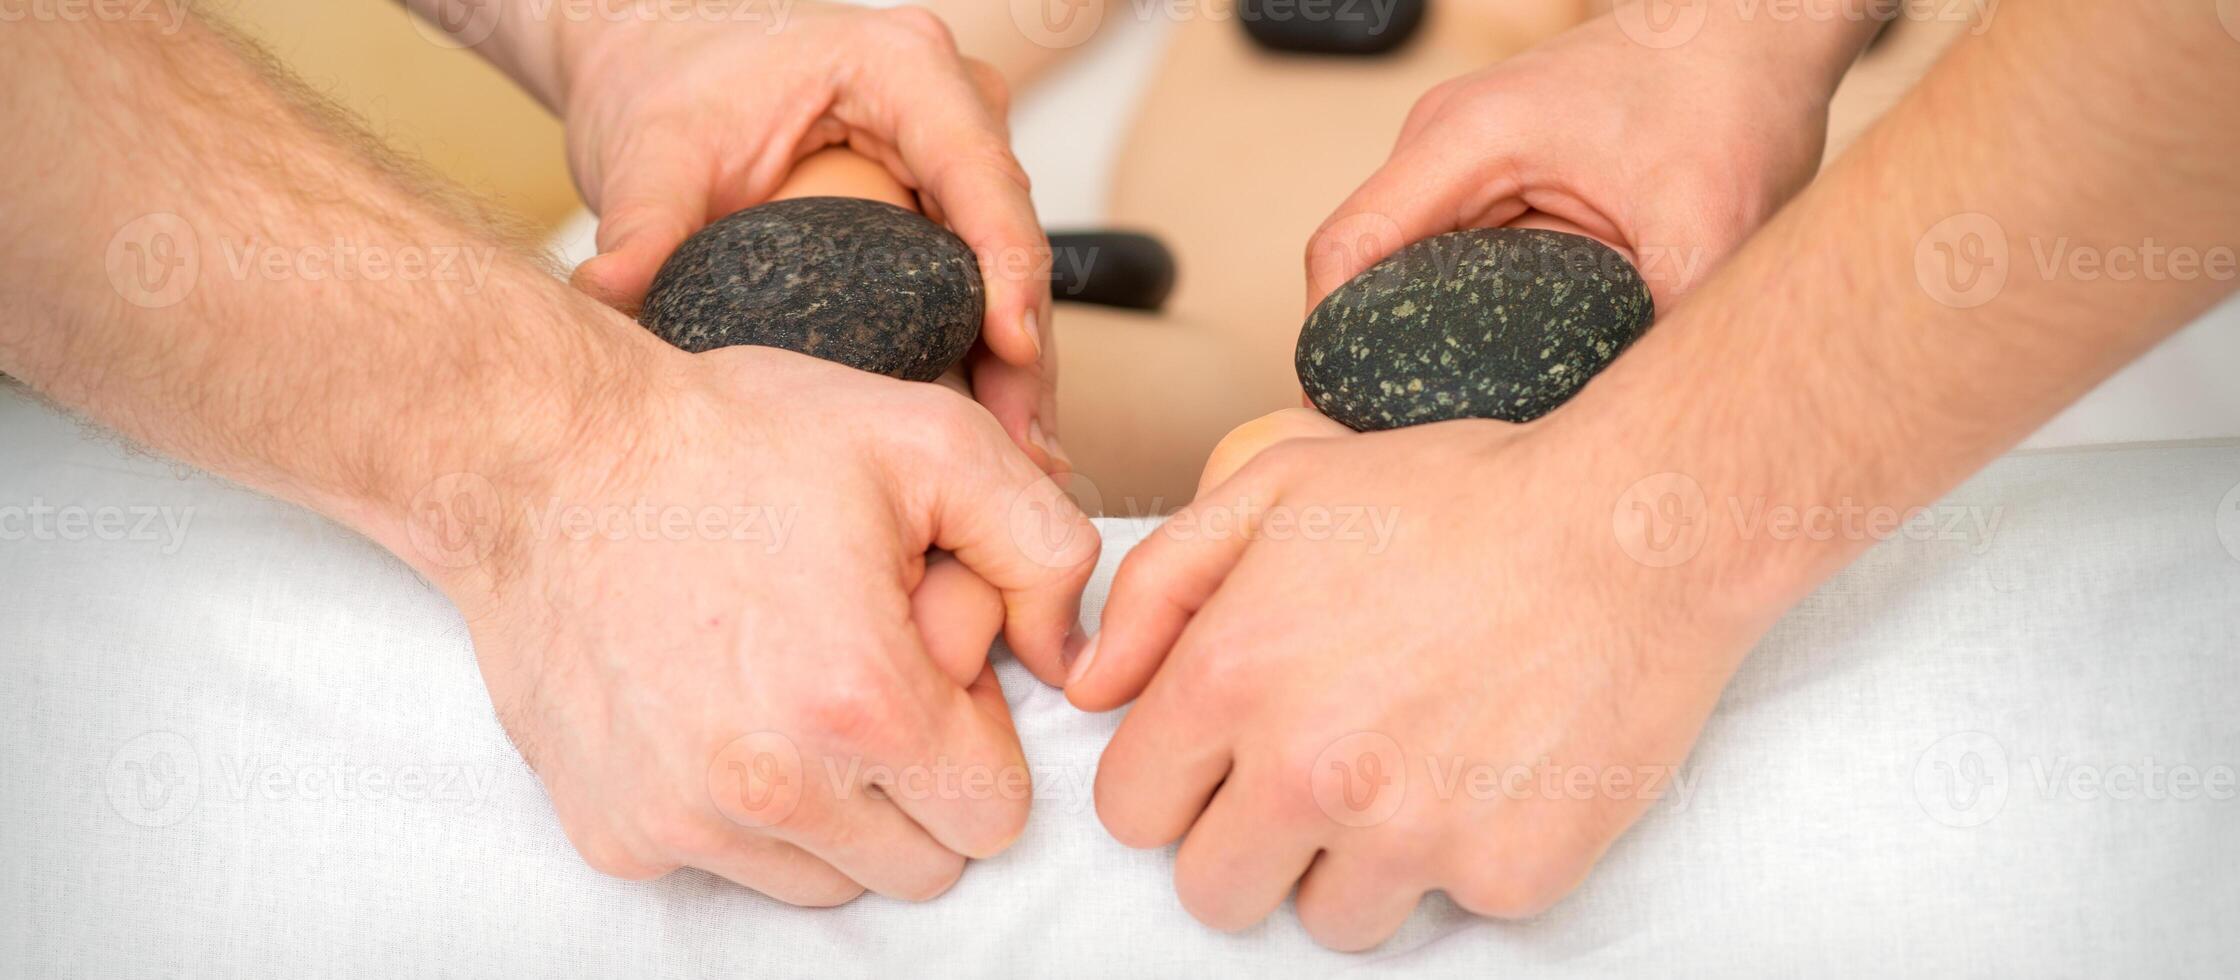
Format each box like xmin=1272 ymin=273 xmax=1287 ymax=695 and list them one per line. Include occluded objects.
xmin=3 ymin=383 xmax=2237 ymax=976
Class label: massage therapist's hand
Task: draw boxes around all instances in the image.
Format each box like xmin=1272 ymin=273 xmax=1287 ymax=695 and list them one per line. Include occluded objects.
xmin=1066 ymin=417 xmax=1778 ymax=950
xmin=440 ymin=346 xmax=1098 ymax=904
xmin=1307 ymin=1 xmax=1866 ymax=311
xmin=404 ymin=0 xmax=1063 ymax=470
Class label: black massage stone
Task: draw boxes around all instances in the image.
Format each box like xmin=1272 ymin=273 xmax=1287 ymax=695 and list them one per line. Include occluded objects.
xmin=641 ymin=196 xmax=982 ymax=382
xmin=1240 ymin=0 xmax=1427 ymax=56
xmin=1296 ymin=228 xmax=1653 ymax=432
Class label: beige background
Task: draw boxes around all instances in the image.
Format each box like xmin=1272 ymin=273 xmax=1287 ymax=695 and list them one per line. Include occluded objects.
xmin=218 ymin=0 xmax=582 ymax=230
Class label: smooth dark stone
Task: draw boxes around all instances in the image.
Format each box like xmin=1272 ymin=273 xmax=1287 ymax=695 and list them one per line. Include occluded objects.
xmin=1239 ymin=0 xmax=1427 ymax=56
xmin=1048 ymin=231 xmax=1177 ymax=312
xmin=1296 ymin=228 xmax=1654 ymax=431
xmin=641 ymin=197 xmax=982 ymax=382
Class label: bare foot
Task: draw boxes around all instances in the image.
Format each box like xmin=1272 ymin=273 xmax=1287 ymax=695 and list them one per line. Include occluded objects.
xmin=1196 ymin=407 xmax=1354 ymax=497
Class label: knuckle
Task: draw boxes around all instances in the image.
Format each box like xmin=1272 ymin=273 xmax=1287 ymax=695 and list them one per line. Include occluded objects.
xmin=798 ymin=673 xmax=905 ymax=751
xmin=641 ymin=810 xmax=720 ymax=859
xmin=873 ymin=6 xmax=957 ymax=51
xmin=1447 ymin=853 xmax=1579 ymax=920
xmin=575 ymin=831 xmax=672 ymax=882
xmin=965 ymin=59 xmax=1012 ymax=112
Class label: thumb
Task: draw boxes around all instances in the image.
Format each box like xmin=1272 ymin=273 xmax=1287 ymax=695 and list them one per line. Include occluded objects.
xmin=1066 ymin=462 xmax=1283 ymax=712
xmin=1305 ymin=142 xmax=1524 ymax=310
xmin=571 ymin=132 xmax=712 ymax=314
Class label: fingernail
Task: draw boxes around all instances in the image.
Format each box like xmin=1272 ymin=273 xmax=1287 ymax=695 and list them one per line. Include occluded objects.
xmin=1022 ymin=308 xmax=1043 ymax=363
xmin=1029 ymin=418 xmax=1056 ymax=459
xmin=1064 ymin=632 xmax=1100 ymax=688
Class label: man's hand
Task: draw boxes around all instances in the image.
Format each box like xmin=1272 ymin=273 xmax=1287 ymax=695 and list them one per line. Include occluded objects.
xmin=1306 ymin=2 xmax=1864 ymax=312
xmin=1065 ymin=417 xmax=1768 ymax=949
xmin=442 ymin=346 xmax=1097 ymax=903
xmin=1072 ymin=0 xmax=2238 ymax=950
xmin=556 ymin=2 xmax=1062 ymax=469
xmin=2 ymin=9 xmax=1099 ymax=906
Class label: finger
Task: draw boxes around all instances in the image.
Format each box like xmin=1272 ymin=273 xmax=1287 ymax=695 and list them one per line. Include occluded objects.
xmin=771 ymin=779 xmax=971 ymax=902
xmin=880 ymin=55 xmax=1051 ymax=375
xmin=911 ymin=412 xmax=1100 ymax=686
xmin=1393 ymin=77 xmax=1466 ymax=147
xmin=912 ymin=550 xmax=1006 ymax=687
xmin=871 ymin=653 xmax=1036 ymax=860
xmin=1196 ymin=408 xmax=1352 ymax=498
xmin=687 ymin=831 xmax=865 ymax=908
xmin=572 ymin=130 xmax=714 ymax=314
xmin=1295 ymin=848 xmax=1426 ymax=951
xmin=1092 ymin=656 xmax=1234 ymax=848
xmin=970 ymin=343 xmax=1066 ymax=475
xmin=1305 ymin=142 xmax=1524 ymax=310
xmin=1171 ymin=761 xmax=1322 ymax=932
xmin=1065 ymin=460 xmax=1285 ymax=711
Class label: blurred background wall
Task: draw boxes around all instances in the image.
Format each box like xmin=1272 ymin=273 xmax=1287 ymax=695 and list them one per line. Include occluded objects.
xmin=215 ymin=1 xmax=583 ymax=231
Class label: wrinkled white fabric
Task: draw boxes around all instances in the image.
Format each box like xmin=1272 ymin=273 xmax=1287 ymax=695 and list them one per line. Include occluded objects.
xmin=3 ymin=383 xmax=2237 ymax=977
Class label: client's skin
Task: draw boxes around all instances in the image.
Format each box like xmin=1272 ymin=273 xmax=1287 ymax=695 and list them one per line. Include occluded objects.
xmin=955 ymin=0 xmax=1954 ymax=509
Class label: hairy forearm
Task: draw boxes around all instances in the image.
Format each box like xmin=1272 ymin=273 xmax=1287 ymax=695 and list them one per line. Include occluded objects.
xmin=0 ymin=13 xmax=665 ymax=587
xmin=1579 ymin=0 xmax=2239 ymax=612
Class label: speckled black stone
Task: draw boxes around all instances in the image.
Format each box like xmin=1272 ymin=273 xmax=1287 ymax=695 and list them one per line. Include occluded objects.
xmin=641 ymin=197 xmax=982 ymax=382
xmin=1296 ymin=228 xmax=1654 ymax=431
